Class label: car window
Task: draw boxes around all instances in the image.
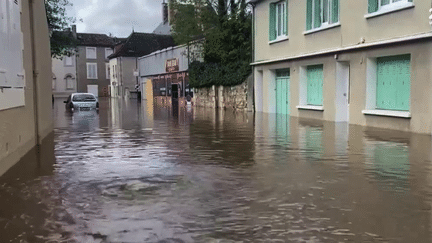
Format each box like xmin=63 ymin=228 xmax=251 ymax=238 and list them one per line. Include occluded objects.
xmin=72 ymin=94 xmax=96 ymax=102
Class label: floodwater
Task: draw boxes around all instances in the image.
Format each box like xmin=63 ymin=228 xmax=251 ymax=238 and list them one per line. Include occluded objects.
xmin=1 ymin=98 xmax=432 ymax=242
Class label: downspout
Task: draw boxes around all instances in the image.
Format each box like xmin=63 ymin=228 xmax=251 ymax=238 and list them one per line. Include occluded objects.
xmin=249 ymin=2 xmax=256 ymax=112
xmin=29 ymin=0 xmax=40 ymax=146
xmin=120 ymin=56 xmax=123 ymax=97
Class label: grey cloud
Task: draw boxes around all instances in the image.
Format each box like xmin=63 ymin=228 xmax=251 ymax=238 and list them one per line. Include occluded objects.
xmin=68 ymin=0 xmax=165 ymax=37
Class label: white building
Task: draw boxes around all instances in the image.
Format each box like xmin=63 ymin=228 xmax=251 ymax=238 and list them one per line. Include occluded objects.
xmin=52 ymin=55 xmax=77 ymax=98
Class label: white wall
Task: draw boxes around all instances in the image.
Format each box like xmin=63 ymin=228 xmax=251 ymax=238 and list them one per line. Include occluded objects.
xmin=52 ymin=55 xmax=77 ymax=97
xmin=139 ymin=42 xmax=203 ymax=77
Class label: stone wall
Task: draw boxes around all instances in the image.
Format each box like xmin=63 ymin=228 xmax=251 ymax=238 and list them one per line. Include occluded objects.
xmin=193 ymin=75 xmax=252 ymax=111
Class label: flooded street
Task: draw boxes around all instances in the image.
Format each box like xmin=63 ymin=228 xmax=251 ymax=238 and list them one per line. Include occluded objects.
xmin=1 ymin=98 xmax=432 ymax=242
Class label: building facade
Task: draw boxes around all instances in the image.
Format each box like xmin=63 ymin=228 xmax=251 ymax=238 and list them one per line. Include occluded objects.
xmin=0 ymin=0 xmax=53 ymax=176
xmin=76 ymin=33 xmax=115 ymax=97
xmin=109 ymin=32 xmax=175 ymax=98
xmin=251 ymin=0 xmax=432 ymax=134
xmin=52 ymin=54 xmax=77 ymax=98
xmin=138 ymin=41 xmax=203 ymax=100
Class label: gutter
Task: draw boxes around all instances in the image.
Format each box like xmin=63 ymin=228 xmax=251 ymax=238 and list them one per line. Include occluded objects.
xmin=251 ymin=32 xmax=432 ymax=66
xmin=29 ymin=0 xmax=40 ymax=146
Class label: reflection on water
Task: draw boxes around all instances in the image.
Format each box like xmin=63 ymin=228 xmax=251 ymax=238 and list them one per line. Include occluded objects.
xmin=0 ymin=98 xmax=431 ymax=242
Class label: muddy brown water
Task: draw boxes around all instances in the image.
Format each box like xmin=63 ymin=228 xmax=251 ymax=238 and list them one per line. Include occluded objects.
xmin=0 ymin=98 xmax=431 ymax=242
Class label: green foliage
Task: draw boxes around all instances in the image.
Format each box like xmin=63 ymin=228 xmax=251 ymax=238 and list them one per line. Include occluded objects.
xmin=189 ymin=59 xmax=250 ymax=88
xmin=171 ymin=0 xmax=252 ymax=88
xmin=45 ymin=0 xmax=77 ymax=58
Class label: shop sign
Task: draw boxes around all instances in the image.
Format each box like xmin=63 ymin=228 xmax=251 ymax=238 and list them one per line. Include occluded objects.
xmin=165 ymin=58 xmax=179 ymax=73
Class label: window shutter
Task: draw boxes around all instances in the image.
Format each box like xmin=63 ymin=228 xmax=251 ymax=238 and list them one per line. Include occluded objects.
xmin=376 ymin=55 xmax=410 ymax=111
xmin=396 ymin=57 xmax=411 ymax=111
xmin=284 ymin=0 xmax=288 ymax=35
xmin=0 ymin=1 xmax=8 ymax=87
xmin=306 ymin=0 xmax=313 ymax=30
xmin=331 ymin=0 xmax=339 ymax=24
xmin=307 ymin=65 xmax=323 ymax=106
xmin=269 ymin=3 xmax=276 ymax=41
xmin=317 ymin=67 xmax=323 ymax=105
xmin=368 ymin=0 xmax=378 ymax=13
xmin=7 ymin=0 xmax=24 ymax=88
xmin=313 ymin=0 xmax=321 ymax=29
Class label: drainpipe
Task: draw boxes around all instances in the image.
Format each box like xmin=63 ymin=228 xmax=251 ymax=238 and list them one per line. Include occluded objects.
xmin=29 ymin=0 xmax=40 ymax=146
xmin=248 ymin=1 xmax=256 ymax=112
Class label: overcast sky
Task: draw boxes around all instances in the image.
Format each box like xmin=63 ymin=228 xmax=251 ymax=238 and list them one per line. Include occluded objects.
xmin=66 ymin=0 xmax=165 ymax=38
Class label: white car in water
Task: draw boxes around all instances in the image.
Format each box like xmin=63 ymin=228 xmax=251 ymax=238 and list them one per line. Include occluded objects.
xmin=64 ymin=93 xmax=99 ymax=111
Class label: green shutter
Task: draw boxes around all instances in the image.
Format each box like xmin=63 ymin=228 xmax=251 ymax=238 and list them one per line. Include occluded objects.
xmin=396 ymin=58 xmax=411 ymax=111
xmin=284 ymin=0 xmax=288 ymax=35
xmin=307 ymin=65 xmax=323 ymax=106
xmin=313 ymin=0 xmax=321 ymax=28
xmin=269 ymin=3 xmax=276 ymax=41
xmin=317 ymin=67 xmax=323 ymax=105
xmin=408 ymin=0 xmax=413 ymax=2
xmin=376 ymin=55 xmax=410 ymax=111
xmin=306 ymin=0 xmax=313 ymax=30
xmin=368 ymin=0 xmax=378 ymax=13
xmin=331 ymin=0 xmax=339 ymax=24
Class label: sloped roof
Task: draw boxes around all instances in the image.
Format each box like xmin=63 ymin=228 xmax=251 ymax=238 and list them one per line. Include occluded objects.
xmin=153 ymin=21 xmax=172 ymax=35
xmin=108 ymin=32 xmax=175 ymax=59
xmin=76 ymin=33 xmax=116 ymax=47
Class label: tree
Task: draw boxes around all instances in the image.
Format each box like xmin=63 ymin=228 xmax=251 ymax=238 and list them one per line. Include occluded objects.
xmin=45 ymin=0 xmax=77 ymax=59
xmin=170 ymin=0 xmax=252 ymax=88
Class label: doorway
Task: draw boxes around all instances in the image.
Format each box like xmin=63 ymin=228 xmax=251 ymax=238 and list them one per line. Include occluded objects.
xmin=335 ymin=62 xmax=350 ymax=122
xmin=276 ymin=69 xmax=290 ymax=115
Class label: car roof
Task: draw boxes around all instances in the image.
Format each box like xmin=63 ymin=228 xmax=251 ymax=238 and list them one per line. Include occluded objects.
xmin=71 ymin=93 xmax=96 ymax=96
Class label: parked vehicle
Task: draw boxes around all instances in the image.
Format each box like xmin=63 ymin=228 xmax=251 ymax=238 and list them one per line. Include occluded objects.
xmin=64 ymin=93 xmax=99 ymax=111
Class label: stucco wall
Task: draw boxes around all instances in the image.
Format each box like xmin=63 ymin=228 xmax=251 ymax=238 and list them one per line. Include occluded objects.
xmin=0 ymin=0 xmax=53 ymax=176
xmin=121 ymin=57 xmax=138 ymax=95
xmin=254 ymin=0 xmax=430 ymax=63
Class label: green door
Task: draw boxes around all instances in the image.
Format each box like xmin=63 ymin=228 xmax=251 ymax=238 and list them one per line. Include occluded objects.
xmin=276 ymin=69 xmax=290 ymax=115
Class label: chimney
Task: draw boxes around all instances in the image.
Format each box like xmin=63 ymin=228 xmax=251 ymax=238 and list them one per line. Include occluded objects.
xmin=162 ymin=0 xmax=168 ymax=24
xmin=168 ymin=0 xmax=174 ymax=25
xmin=72 ymin=24 xmax=77 ymax=39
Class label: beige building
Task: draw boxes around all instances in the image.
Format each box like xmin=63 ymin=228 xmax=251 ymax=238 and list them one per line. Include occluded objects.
xmin=251 ymin=0 xmax=432 ymax=134
xmin=0 ymin=0 xmax=53 ymax=176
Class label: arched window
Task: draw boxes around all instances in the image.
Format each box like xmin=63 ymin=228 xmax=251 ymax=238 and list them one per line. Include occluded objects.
xmin=65 ymin=74 xmax=75 ymax=90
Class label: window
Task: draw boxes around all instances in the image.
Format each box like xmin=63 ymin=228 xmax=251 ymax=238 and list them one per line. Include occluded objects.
xmin=86 ymin=47 xmax=97 ymax=59
xmin=65 ymin=75 xmax=74 ymax=90
xmin=64 ymin=56 xmax=73 ymax=66
xmin=306 ymin=0 xmax=339 ymax=31
xmin=368 ymin=0 xmax=413 ymax=14
xmin=106 ymin=63 xmax=110 ymax=79
xmin=269 ymin=1 xmax=288 ymax=42
xmin=52 ymin=74 xmax=56 ymax=90
xmin=105 ymin=48 xmax=113 ymax=59
xmin=0 ymin=0 xmax=25 ymax=110
xmin=87 ymin=63 xmax=98 ymax=79
xmin=307 ymin=65 xmax=323 ymax=106
xmin=376 ymin=55 xmax=410 ymax=111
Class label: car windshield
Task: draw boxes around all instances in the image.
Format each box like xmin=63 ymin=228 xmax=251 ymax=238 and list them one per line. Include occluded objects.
xmin=72 ymin=94 xmax=96 ymax=102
